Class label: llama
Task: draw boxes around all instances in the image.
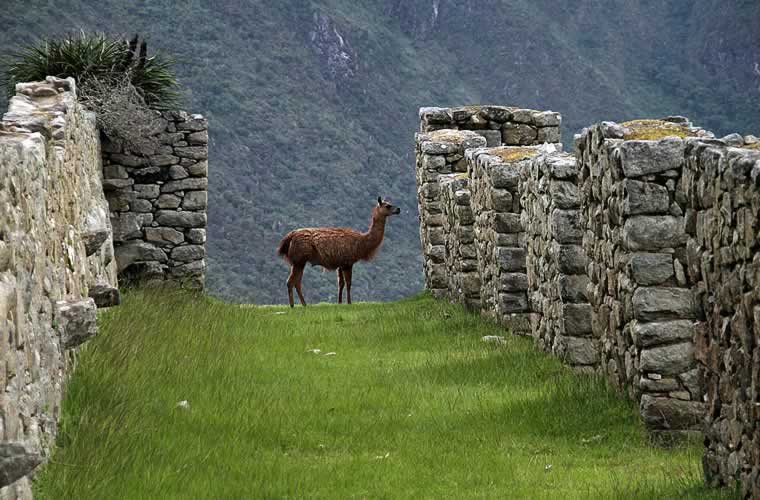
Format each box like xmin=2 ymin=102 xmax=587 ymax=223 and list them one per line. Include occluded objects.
xmin=277 ymin=197 xmax=401 ymax=307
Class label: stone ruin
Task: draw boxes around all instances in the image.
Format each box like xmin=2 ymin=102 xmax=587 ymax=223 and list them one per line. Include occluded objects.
xmin=415 ymin=106 xmax=760 ymax=497
xmin=0 ymin=76 xmax=209 ymax=498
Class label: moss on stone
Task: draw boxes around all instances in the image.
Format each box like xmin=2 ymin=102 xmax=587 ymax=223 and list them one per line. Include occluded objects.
xmin=621 ymin=119 xmax=695 ymax=141
xmin=426 ymin=129 xmax=470 ymax=143
xmin=740 ymin=142 xmax=760 ymax=151
xmin=490 ymin=147 xmax=540 ymax=162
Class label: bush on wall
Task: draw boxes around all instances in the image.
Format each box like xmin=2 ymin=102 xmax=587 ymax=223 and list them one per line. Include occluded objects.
xmin=1 ymin=31 xmax=181 ymax=149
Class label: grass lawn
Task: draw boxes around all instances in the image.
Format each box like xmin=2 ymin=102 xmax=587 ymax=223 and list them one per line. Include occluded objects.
xmin=35 ymin=290 xmax=736 ymax=499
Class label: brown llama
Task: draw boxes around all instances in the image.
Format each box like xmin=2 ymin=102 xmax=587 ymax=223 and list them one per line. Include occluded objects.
xmin=277 ymin=197 xmax=401 ymax=307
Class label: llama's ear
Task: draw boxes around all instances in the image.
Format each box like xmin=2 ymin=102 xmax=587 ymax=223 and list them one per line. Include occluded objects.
xmin=377 ymin=196 xmax=382 ymax=205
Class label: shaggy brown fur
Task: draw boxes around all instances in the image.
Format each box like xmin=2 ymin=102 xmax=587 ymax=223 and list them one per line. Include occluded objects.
xmin=277 ymin=197 xmax=401 ymax=307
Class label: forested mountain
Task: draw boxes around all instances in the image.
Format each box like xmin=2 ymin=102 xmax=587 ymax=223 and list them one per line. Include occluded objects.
xmin=2 ymin=1 xmax=759 ymax=304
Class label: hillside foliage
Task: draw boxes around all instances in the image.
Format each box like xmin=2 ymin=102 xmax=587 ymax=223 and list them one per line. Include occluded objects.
xmin=1 ymin=1 xmax=758 ymax=303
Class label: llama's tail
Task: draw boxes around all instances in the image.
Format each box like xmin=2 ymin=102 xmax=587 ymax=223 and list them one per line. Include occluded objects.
xmin=277 ymin=232 xmax=293 ymax=263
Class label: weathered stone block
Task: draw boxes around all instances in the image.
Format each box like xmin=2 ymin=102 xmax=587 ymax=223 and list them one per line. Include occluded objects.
xmin=145 ymin=227 xmax=184 ymax=246
xmin=54 ymin=298 xmax=97 ymax=349
xmin=182 ymin=191 xmax=208 ymax=210
xmin=623 ymin=179 xmax=670 ymax=215
xmin=171 ymin=245 xmax=205 ymax=262
xmin=551 ymin=209 xmax=583 ymax=244
xmin=0 ymin=443 xmax=43 ymax=488
xmin=639 ymin=395 xmax=703 ymax=430
xmin=115 ymin=241 xmax=168 ymax=272
xmin=640 ymin=342 xmax=695 ymax=375
xmin=161 ymin=177 xmax=208 ymax=193
xmin=155 ymin=211 xmax=207 ymax=229
xmin=620 ymin=137 xmax=685 ymax=177
xmin=562 ymin=303 xmax=592 ymax=334
xmin=629 ymin=253 xmax=673 ymax=285
xmin=502 ymin=123 xmax=538 ymax=145
xmin=623 ymin=216 xmax=686 ymax=251
xmin=631 ymin=320 xmax=695 ymax=347
xmin=554 ymin=336 xmax=598 ymax=365
xmin=632 ymin=287 xmax=695 ymax=321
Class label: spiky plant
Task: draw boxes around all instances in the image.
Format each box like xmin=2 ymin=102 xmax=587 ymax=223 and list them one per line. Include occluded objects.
xmin=1 ymin=31 xmax=180 ymax=109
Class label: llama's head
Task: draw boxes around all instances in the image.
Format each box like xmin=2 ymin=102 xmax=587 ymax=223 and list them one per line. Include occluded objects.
xmin=376 ymin=197 xmax=401 ymax=217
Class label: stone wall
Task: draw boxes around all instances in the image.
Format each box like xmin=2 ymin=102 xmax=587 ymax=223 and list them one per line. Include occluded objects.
xmin=466 ymin=145 xmax=548 ymax=334
xmin=415 ymin=129 xmax=486 ymax=297
xmin=101 ymin=111 xmax=208 ymax=289
xmin=439 ymin=174 xmax=479 ymax=309
xmin=0 ymin=77 xmax=118 ymax=499
xmin=419 ymin=106 xmax=562 ymax=149
xmin=575 ymin=118 xmax=712 ymax=437
xmin=520 ymin=152 xmax=595 ymax=370
xmin=682 ymin=136 xmax=760 ymax=498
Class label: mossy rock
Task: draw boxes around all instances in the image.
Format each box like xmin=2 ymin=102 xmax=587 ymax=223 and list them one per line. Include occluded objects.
xmin=740 ymin=142 xmax=760 ymax=151
xmin=621 ymin=119 xmax=696 ymax=141
xmin=426 ymin=129 xmax=473 ymax=143
xmin=489 ymin=146 xmax=540 ymax=162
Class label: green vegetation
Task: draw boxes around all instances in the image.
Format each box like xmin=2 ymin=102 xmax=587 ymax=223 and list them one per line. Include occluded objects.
xmin=490 ymin=146 xmax=541 ymax=162
xmin=1 ymin=31 xmax=179 ymax=108
xmin=0 ymin=2 xmax=757 ymax=304
xmin=621 ymin=119 xmax=695 ymax=141
xmin=36 ymin=290 xmax=736 ymax=499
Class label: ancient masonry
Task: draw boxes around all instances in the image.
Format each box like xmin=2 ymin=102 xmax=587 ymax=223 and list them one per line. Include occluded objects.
xmin=0 ymin=76 xmax=208 ymax=498
xmin=0 ymin=77 xmax=119 ymax=499
xmin=102 ymin=111 xmax=208 ymax=289
xmin=415 ymin=106 xmax=760 ymax=497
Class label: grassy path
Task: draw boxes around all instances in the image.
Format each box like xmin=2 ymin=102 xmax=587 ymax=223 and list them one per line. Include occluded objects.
xmin=36 ymin=290 xmax=734 ymax=499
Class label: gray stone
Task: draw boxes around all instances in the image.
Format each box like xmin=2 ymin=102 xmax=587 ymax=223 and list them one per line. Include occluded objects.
xmin=103 ymin=165 xmax=128 ymax=179
xmin=174 ymin=146 xmax=208 ymax=160
xmin=134 ymin=184 xmax=160 ymax=199
xmin=156 ymin=211 xmax=207 ymax=228
xmin=559 ymin=274 xmax=589 ymax=302
xmin=54 ymin=298 xmax=97 ymax=349
xmin=533 ymin=111 xmax=561 ymax=127
xmin=490 ymin=164 xmax=521 ymax=188
xmin=623 ymin=180 xmax=670 ymax=215
xmin=161 ymin=178 xmax=208 ymax=193
xmin=551 ymin=209 xmax=583 ymax=244
xmin=0 ymin=443 xmax=43 ymax=488
xmin=678 ymin=369 xmax=701 ymax=399
xmin=169 ymin=165 xmax=189 ymax=179
xmin=102 ymin=178 xmax=134 ymax=191
xmin=623 ymin=216 xmax=686 ymax=250
xmin=82 ymin=228 xmax=109 ymax=256
xmin=632 ymin=320 xmax=696 ymax=347
xmin=171 ymin=245 xmax=205 ymax=262
xmin=88 ymin=282 xmax=120 ymax=308
xmin=111 ymin=213 xmax=143 ymax=241
xmin=496 ymin=248 xmax=526 ymax=272
xmin=498 ymin=292 xmax=528 ymax=313
xmin=629 ymin=253 xmax=673 ymax=285
xmin=640 ymin=377 xmax=680 ymax=392
xmin=549 ymin=181 xmax=579 ymax=209
xmin=562 ymin=303 xmax=592 ymax=334
xmin=480 ymin=106 xmax=512 ymax=122
xmin=145 ymin=227 xmax=184 ymax=246
xmin=499 ymin=273 xmax=528 ymax=292
xmin=131 ymin=199 xmax=153 ymax=213
xmin=170 ymin=259 xmax=205 ymax=277
xmin=110 ymin=153 xmax=147 ymax=167
xmin=157 ymin=194 xmax=182 ymax=209
xmin=187 ymin=130 xmax=208 ymax=144
xmin=474 ymin=130 xmax=502 ymax=147
xmin=555 ymin=244 xmax=586 ymax=274
xmin=115 ymin=241 xmax=168 ymax=272
xmin=537 ymin=127 xmax=561 ymax=143
xmin=150 ymin=154 xmax=180 ymax=167
xmin=547 ymin=156 xmax=577 ymax=179
xmin=639 ymin=395 xmax=703 ymax=430
xmin=187 ymin=160 xmax=208 ymax=177
xmin=419 ymin=107 xmax=451 ymax=124
xmin=554 ymin=336 xmax=598 ymax=365
xmin=177 ymin=116 xmax=208 ymax=131
xmin=187 ymin=229 xmax=206 ymax=244
xmin=502 ymin=123 xmax=537 ymax=145
xmin=632 ymin=287 xmax=695 ymax=321
xmin=620 ymin=137 xmax=685 ymax=177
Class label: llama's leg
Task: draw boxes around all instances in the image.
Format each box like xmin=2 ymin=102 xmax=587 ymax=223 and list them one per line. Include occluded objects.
xmin=337 ymin=268 xmax=343 ymax=304
xmin=344 ymin=266 xmax=353 ymax=305
xmin=293 ymin=264 xmax=307 ymax=306
xmin=286 ymin=266 xmax=297 ymax=307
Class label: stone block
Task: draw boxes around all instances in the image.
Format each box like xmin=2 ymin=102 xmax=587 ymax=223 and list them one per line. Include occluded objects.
xmin=620 ymin=137 xmax=685 ymax=177
xmin=562 ymin=303 xmax=592 ymax=334
xmin=551 ymin=209 xmax=583 ymax=244
xmin=502 ymin=123 xmax=537 ymax=145
xmin=623 ymin=179 xmax=670 ymax=215
xmin=88 ymin=282 xmax=120 ymax=308
xmin=631 ymin=320 xmax=695 ymax=347
xmin=629 ymin=253 xmax=673 ymax=285
xmin=639 ymin=395 xmax=703 ymax=431
xmin=639 ymin=342 xmax=695 ymax=375
xmin=161 ymin=178 xmax=209 ymax=193
xmin=155 ymin=211 xmax=207 ymax=229
xmin=0 ymin=443 xmax=43 ymax=488
xmin=171 ymin=245 xmax=205 ymax=262
xmin=182 ymin=191 xmax=208 ymax=211
xmin=54 ymin=298 xmax=97 ymax=349
xmin=554 ymin=336 xmax=598 ymax=365
xmin=623 ymin=216 xmax=686 ymax=251
xmin=632 ymin=287 xmax=695 ymax=321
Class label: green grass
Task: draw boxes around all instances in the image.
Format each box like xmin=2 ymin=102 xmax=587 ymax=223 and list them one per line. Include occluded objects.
xmin=35 ymin=290 xmax=736 ymax=500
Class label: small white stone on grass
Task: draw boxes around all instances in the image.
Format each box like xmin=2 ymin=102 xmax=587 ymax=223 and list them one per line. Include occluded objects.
xmin=176 ymin=400 xmax=190 ymax=409
xmin=481 ymin=335 xmax=506 ymax=344
xmin=324 ymin=352 xmax=337 ymax=356
xmin=307 ymin=349 xmax=321 ymax=354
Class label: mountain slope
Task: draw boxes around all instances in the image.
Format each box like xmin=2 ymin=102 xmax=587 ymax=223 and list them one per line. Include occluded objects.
xmin=1 ymin=1 xmax=758 ymax=303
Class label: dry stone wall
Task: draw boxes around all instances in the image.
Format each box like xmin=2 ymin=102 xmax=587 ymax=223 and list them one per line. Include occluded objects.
xmin=575 ymin=119 xmax=713 ymax=437
xmin=415 ymin=129 xmax=486 ymax=297
xmin=520 ymin=152 xmax=595 ymax=370
xmin=102 ymin=111 xmax=208 ymax=289
xmin=682 ymin=136 xmax=760 ymax=498
xmin=0 ymin=77 xmax=118 ymax=499
xmin=419 ymin=105 xmax=562 ymax=149
xmin=439 ymin=174 xmax=480 ymax=309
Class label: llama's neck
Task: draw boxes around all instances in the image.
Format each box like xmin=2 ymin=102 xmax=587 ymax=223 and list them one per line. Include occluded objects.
xmin=359 ymin=212 xmax=387 ymax=258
